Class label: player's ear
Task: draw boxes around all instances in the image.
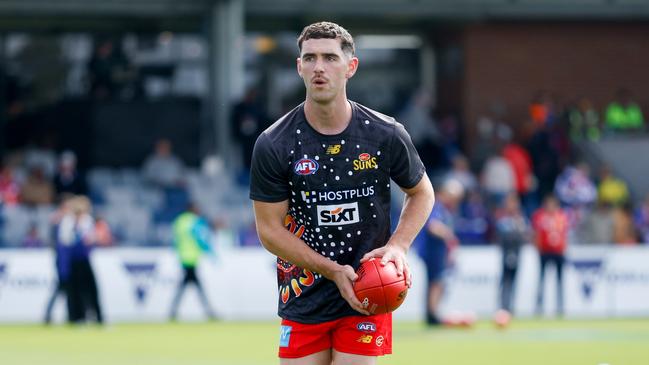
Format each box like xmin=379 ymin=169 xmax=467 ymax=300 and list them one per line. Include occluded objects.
xmin=297 ymin=57 xmax=303 ymax=78
xmin=346 ymin=56 xmax=359 ymax=79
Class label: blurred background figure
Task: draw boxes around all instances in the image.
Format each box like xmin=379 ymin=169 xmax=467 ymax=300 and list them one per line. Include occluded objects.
xmin=481 ymin=146 xmax=515 ymax=210
xmin=634 ymin=193 xmax=649 ymax=244
xmin=532 ymin=194 xmax=569 ymax=317
xmin=568 ymin=97 xmax=601 ymax=142
xmin=43 ymin=195 xmax=73 ymax=324
xmin=612 ymin=202 xmax=638 ymax=245
xmin=494 ymin=193 xmax=530 ymax=316
xmin=93 ymin=215 xmax=114 ymax=246
xmin=418 ymin=179 xmax=464 ymax=326
xmin=57 ymin=195 xmax=103 ymax=324
xmin=0 ymin=162 xmax=20 ymax=206
xmin=19 ymin=166 xmax=54 ymax=207
xmin=53 ymin=150 xmax=87 ymax=200
xmin=142 ymin=138 xmax=185 ymax=190
xmin=21 ymin=222 xmax=44 ymax=247
xmin=604 ymin=88 xmax=645 ymax=134
xmin=231 ymin=88 xmax=267 ymax=185
xmin=399 ymin=89 xmax=444 ymax=172
xmin=87 ymin=38 xmax=138 ymax=100
xmin=169 ymin=202 xmax=217 ymax=321
xmin=577 ymin=200 xmax=614 ymax=245
xmin=597 ymin=165 xmax=629 ymax=207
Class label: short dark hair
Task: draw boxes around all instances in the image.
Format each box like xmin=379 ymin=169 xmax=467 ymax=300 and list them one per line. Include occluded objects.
xmin=297 ymin=21 xmax=355 ymax=57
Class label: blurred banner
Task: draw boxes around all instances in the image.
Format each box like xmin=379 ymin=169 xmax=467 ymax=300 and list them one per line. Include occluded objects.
xmin=0 ymin=246 xmax=648 ymax=323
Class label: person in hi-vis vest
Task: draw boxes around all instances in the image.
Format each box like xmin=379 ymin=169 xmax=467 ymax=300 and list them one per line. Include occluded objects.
xmin=169 ymin=202 xmax=217 ymax=321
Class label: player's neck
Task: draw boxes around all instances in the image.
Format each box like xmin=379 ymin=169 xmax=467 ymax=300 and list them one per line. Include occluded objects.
xmin=304 ymin=96 xmax=352 ymax=135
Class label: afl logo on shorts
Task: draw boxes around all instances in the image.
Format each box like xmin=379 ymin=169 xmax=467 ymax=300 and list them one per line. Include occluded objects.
xmin=357 ymin=322 xmax=377 ymax=333
xmin=294 ymin=158 xmax=319 ymax=175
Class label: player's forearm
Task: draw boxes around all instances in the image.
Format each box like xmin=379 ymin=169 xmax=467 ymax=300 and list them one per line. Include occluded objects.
xmin=256 ymin=223 xmax=340 ymax=279
xmin=389 ymin=176 xmax=435 ymax=251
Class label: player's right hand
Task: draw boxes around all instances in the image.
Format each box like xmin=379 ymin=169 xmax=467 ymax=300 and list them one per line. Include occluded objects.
xmin=330 ymin=264 xmax=370 ymax=315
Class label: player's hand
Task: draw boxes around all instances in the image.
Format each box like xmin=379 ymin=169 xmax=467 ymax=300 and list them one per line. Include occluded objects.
xmin=361 ymin=243 xmax=412 ymax=288
xmin=330 ymin=264 xmax=370 ymax=315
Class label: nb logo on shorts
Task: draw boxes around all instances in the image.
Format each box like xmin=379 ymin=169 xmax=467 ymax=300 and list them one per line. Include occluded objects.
xmin=357 ymin=334 xmax=373 ymax=344
xmin=279 ymin=325 xmax=292 ymax=347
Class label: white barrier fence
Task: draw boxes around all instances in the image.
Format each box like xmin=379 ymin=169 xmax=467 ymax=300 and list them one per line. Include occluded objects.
xmin=0 ymin=245 xmax=648 ymax=323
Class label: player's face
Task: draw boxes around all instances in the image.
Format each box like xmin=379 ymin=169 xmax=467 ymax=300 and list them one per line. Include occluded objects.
xmin=297 ymin=38 xmax=358 ymax=104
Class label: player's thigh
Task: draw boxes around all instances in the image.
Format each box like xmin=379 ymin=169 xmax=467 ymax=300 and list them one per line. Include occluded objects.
xmin=280 ymin=349 xmax=331 ymax=365
xmin=332 ymin=350 xmax=376 ymax=365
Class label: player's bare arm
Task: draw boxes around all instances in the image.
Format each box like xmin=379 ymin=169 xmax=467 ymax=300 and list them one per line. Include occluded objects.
xmin=361 ymin=173 xmax=435 ymax=287
xmin=253 ymin=200 xmax=370 ymax=315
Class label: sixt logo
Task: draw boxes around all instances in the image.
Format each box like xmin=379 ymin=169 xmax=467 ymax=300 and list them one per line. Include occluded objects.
xmin=317 ymin=202 xmax=359 ymax=226
xmin=326 ymin=144 xmax=342 ymax=155
xmin=123 ymin=262 xmax=157 ymax=305
xmin=294 ymin=158 xmax=319 ymax=175
xmin=572 ymin=259 xmax=604 ymax=301
xmin=357 ymin=322 xmax=377 ymax=333
xmin=353 ymin=153 xmax=378 ymax=171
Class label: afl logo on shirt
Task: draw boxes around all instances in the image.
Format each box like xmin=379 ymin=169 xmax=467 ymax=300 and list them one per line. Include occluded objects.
xmin=294 ymin=158 xmax=319 ymax=175
xmin=317 ymin=202 xmax=360 ymax=226
xmin=353 ymin=153 xmax=378 ymax=171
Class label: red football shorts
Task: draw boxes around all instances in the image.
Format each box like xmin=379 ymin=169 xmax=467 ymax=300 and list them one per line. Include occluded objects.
xmin=278 ymin=313 xmax=392 ymax=358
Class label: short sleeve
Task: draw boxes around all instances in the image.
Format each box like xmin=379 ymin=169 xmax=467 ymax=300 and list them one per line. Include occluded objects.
xmin=249 ymin=132 xmax=290 ymax=202
xmin=389 ymin=122 xmax=425 ymax=189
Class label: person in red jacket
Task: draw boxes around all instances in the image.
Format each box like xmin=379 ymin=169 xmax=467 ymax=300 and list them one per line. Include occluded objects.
xmin=532 ymin=194 xmax=569 ymax=317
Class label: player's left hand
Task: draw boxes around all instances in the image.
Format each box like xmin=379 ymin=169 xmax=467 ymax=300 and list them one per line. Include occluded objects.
xmin=361 ymin=243 xmax=412 ymax=288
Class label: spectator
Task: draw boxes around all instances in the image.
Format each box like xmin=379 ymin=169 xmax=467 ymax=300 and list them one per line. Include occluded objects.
xmin=526 ymin=124 xmax=561 ymax=199
xmin=53 ymin=150 xmax=87 ymax=200
xmin=502 ymin=140 xmax=536 ymax=214
xmin=22 ymin=222 xmax=44 ymax=247
xmin=19 ymin=166 xmax=55 ymax=207
xmin=0 ymin=163 xmax=20 ymax=206
xmin=446 ymin=154 xmax=478 ymax=193
xmin=634 ymin=193 xmax=649 ymax=244
xmin=604 ymin=89 xmax=645 ymax=133
xmin=58 ymin=195 xmax=103 ymax=324
xmin=44 ymin=196 xmax=74 ymax=324
xmin=577 ymin=201 xmax=614 ymax=244
xmin=231 ymin=88 xmax=268 ymax=178
xmin=529 ymin=90 xmax=558 ymax=127
xmin=87 ymin=38 xmax=136 ymax=100
xmin=399 ymin=90 xmax=444 ymax=171
xmin=23 ymin=143 xmax=57 ymax=179
xmin=495 ymin=193 xmax=530 ymax=315
xmin=418 ymin=179 xmax=464 ymax=326
xmin=481 ymin=149 xmax=515 ymax=209
xmin=612 ymin=203 xmax=639 ymax=245
xmin=568 ymin=97 xmax=600 ymax=142
xmin=532 ymin=194 xmax=569 ymax=317
xmin=597 ymin=165 xmax=629 ymax=207
xmin=142 ymin=138 xmax=185 ymax=189
xmin=455 ymin=190 xmax=489 ymax=245
xmin=94 ymin=216 xmax=114 ymax=246
xmin=555 ymin=162 xmax=597 ymax=209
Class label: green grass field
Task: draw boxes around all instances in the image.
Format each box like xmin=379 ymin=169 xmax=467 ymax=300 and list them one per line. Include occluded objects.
xmin=1 ymin=319 xmax=648 ymax=365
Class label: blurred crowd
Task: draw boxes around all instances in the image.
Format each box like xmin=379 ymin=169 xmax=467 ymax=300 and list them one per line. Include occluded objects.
xmin=405 ymin=88 xmax=649 ymax=248
xmin=1 ymin=87 xmax=648 ymax=252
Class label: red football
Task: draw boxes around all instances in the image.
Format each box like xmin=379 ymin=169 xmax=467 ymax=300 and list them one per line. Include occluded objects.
xmin=353 ymin=258 xmax=409 ymax=314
